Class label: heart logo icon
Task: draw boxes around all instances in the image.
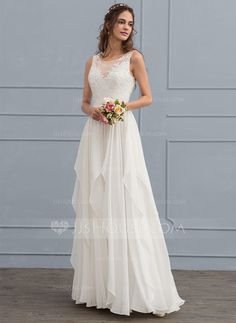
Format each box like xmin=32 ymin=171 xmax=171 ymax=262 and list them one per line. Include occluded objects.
xmin=51 ymin=220 xmax=69 ymax=235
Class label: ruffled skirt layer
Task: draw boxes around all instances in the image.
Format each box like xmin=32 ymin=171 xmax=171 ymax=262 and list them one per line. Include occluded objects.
xmin=70 ymin=111 xmax=185 ymax=316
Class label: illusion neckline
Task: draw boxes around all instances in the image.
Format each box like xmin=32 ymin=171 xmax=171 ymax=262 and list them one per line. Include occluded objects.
xmin=98 ymin=50 xmax=134 ymax=62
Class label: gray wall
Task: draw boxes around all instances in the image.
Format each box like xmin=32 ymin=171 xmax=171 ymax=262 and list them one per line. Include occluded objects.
xmin=0 ymin=0 xmax=235 ymax=270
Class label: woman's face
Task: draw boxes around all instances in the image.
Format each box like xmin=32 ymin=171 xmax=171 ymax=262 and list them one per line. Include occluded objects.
xmin=111 ymin=10 xmax=133 ymax=41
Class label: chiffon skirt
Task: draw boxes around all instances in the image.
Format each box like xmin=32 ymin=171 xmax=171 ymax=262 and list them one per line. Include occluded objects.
xmin=70 ymin=110 xmax=185 ymax=316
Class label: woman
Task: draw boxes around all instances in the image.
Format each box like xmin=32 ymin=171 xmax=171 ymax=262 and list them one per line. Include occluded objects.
xmin=70 ymin=2 xmax=185 ymax=317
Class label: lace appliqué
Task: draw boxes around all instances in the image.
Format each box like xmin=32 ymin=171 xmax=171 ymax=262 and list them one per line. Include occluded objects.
xmin=95 ymin=52 xmax=133 ymax=78
xmin=88 ymin=50 xmax=135 ymax=107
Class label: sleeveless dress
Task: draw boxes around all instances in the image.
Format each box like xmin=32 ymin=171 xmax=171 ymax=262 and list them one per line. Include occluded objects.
xmin=70 ymin=50 xmax=185 ymax=316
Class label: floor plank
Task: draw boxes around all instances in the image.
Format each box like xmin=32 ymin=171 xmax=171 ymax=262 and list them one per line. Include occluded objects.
xmin=0 ymin=268 xmax=235 ymax=323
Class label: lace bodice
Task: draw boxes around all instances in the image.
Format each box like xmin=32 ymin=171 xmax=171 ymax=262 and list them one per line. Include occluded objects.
xmin=88 ymin=50 xmax=136 ymax=107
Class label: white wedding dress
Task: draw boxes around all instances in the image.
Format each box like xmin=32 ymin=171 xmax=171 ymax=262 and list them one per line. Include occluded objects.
xmin=70 ymin=50 xmax=185 ymax=316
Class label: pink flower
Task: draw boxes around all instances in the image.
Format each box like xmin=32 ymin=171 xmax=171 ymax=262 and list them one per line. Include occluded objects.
xmin=104 ymin=103 xmax=114 ymax=112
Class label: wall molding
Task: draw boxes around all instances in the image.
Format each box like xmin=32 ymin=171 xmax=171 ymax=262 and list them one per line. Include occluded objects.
xmin=166 ymin=114 xmax=236 ymax=118
xmin=0 ymin=139 xmax=81 ymax=141
xmin=167 ymin=0 xmax=236 ymax=90
xmin=0 ymin=86 xmax=82 ymax=89
xmin=0 ymin=252 xmax=235 ymax=258
xmin=166 ymin=139 xmax=236 ymax=231
xmin=0 ymin=113 xmax=84 ymax=117
xmin=0 ymin=225 xmax=74 ymax=229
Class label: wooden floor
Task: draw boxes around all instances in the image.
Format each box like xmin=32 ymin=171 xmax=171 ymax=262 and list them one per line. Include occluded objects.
xmin=0 ymin=268 xmax=235 ymax=323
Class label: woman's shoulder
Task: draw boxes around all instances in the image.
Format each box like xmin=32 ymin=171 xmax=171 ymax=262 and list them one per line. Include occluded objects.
xmin=131 ymin=49 xmax=144 ymax=60
xmin=130 ymin=49 xmax=145 ymax=66
xmin=84 ymin=55 xmax=96 ymax=70
xmin=86 ymin=55 xmax=94 ymax=65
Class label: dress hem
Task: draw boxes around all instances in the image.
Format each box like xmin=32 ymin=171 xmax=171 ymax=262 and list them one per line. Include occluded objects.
xmin=71 ymin=296 xmax=185 ymax=317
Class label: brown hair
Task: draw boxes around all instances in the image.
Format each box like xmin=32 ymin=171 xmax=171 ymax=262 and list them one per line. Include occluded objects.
xmin=95 ymin=2 xmax=142 ymax=58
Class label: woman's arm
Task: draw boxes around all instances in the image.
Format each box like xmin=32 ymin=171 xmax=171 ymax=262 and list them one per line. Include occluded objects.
xmin=81 ymin=56 xmax=94 ymax=116
xmin=125 ymin=50 xmax=153 ymax=111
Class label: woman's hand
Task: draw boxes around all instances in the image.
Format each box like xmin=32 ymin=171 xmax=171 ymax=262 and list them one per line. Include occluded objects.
xmin=89 ymin=107 xmax=102 ymax=121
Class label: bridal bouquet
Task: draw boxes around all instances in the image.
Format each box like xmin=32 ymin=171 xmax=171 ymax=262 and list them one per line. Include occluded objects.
xmin=98 ymin=97 xmax=128 ymax=125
